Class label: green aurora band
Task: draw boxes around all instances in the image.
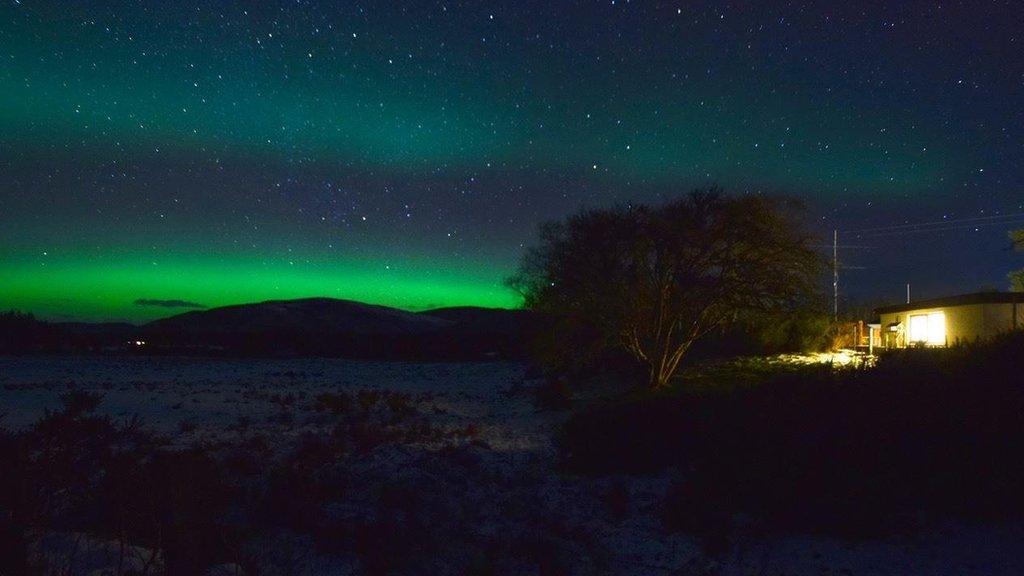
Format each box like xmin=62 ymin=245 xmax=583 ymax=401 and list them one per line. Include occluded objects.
xmin=3 ymin=251 xmax=517 ymax=322
xmin=0 ymin=3 xmax=967 ymax=321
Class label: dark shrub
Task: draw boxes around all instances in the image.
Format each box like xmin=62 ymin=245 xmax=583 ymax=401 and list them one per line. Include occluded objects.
xmin=351 ymin=481 xmax=434 ymax=576
xmin=692 ymin=309 xmax=833 ymax=359
xmin=0 ymin=391 xmax=242 ymax=576
xmin=314 ymin=391 xmax=352 ymax=415
xmin=257 ymin=465 xmax=329 ymax=532
xmin=0 ymin=427 xmax=35 ymax=575
xmin=558 ymin=395 xmax=691 ymax=475
xmin=95 ymin=446 xmax=237 ymax=575
xmin=533 ymin=378 xmax=572 ymax=411
xmin=357 ymin=389 xmax=382 ymax=412
xmin=602 ymin=481 xmax=630 ymax=523
xmin=663 ymin=478 xmax=733 ymax=559
xmin=384 ymin=391 xmax=416 ymax=419
xmin=561 ymin=331 xmax=1024 ymax=536
xmin=58 ymin=390 xmax=104 ymax=417
xmin=509 ymin=533 xmax=572 ymax=576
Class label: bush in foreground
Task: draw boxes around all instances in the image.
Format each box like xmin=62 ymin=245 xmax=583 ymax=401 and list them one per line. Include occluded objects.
xmin=560 ymin=331 xmax=1024 ymax=541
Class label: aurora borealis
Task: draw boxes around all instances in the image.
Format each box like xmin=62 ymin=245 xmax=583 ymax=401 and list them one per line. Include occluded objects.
xmin=3 ymin=1 xmax=1023 ymax=322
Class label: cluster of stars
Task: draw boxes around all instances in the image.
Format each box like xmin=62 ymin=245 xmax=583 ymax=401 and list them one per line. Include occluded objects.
xmin=1 ymin=1 xmax=1022 ymax=320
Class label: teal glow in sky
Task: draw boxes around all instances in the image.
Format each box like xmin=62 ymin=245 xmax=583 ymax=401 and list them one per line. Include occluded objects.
xmin=2 ymin=1 xmax=1021 ymax=321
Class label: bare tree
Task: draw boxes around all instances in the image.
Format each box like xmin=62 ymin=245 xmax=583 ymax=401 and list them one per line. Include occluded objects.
xmin=508 ymin=189 xmax=823 ymax=389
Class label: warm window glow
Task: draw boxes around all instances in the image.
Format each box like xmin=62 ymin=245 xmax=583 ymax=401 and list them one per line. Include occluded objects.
xmin=908 ymin=311 xmax=945 ymax=345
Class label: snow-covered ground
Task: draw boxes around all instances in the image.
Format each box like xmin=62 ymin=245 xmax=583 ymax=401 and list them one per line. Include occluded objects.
xmin=0 ymin=355 xmax=549 ymax=450
xmin=1 ymin=355 xmax=1022 ymax=575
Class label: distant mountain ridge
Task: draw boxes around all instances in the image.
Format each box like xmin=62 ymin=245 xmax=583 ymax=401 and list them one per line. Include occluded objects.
xmin=145 ymin=297 xmax=454 ymax=336
xmin=2 ymin=298 xmax=539 ymax=359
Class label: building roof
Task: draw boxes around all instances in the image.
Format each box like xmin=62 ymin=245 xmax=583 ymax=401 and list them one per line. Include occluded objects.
xmin=875 ymin=291 xmax=1023 ymax=315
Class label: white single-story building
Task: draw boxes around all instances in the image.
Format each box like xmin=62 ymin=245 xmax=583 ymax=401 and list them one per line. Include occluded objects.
xmin=871 ymin=292 xmax=1024 ymax=349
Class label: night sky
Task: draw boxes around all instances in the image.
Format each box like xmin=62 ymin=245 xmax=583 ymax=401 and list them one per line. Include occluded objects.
xmin=2 ymin=1 xmax=1023 ymax=322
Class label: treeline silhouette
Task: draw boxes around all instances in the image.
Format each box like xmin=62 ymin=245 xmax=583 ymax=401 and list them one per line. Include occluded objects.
xmin=0 ymin=311 xmax=61 ymax=353
xmin=0 ymin=311 xmax=139 ymax=355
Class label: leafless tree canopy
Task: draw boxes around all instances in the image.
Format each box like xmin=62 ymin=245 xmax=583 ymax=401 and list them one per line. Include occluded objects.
xmin=508 ymin=189 xmax=824 ymax=389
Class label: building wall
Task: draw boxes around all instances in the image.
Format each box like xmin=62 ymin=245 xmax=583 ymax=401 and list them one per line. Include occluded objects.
xmin=879 ymin=302 xmax=1023 ymax=348
xmin=985 ymin=302 xmax=1023 ymax=337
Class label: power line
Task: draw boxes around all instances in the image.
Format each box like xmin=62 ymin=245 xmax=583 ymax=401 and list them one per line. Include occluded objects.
xmin=828 ymin=213 xmax=1024 ymax=319
xmin=855 ymin=219 xmax=1024 ymax=239
xmin=845 ymin=212 xmax=1024 ymax=234
xmin=810 ymin=244 xmax=874 ymax=249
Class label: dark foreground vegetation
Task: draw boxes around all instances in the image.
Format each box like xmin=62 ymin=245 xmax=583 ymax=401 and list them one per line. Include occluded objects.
xmin=561 ymin=331 xmax=1024 ymax=553
xmin=2 ymin=335 xmax=1022 ymax=573
xmin=0 ymin=388 xmax=500 ymax=575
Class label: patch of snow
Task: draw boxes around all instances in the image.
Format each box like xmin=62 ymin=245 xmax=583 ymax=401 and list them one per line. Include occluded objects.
xmin=1 ymin=355 xmax=1020 ymax=575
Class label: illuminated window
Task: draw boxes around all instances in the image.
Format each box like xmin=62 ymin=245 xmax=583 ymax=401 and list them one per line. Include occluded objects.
xmin=908 ymin=311 xmax=945 ymax=345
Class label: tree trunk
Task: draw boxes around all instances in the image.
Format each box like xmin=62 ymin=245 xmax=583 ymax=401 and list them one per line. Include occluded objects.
xmin=648 ymin=355 xmax=675 ymax=389
xmin=647 ymin=340 xmax=692 ymax=390
xmin=649 ymin=369 xmax=672 ymax=389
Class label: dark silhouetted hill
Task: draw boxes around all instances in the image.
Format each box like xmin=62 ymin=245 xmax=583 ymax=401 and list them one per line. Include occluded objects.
xmin=2 ymin=299 xmax=542 ymax=360
xmin=137 ymin=298 xmax=539 ymax=359
xmin=146 ymin=297 xmax=452 ymax=336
